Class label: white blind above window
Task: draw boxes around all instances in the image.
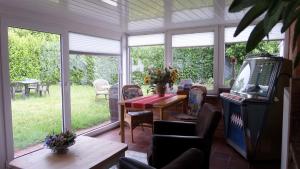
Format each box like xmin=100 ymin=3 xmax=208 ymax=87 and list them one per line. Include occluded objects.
xmin=225 ymin=23 xmax=284 ymax=43
xmin=128 ymin=34 xmax=164 ymax=46
xmin=172 ymin=32 xmax=214 ymax=47
xmin=69 ymin=33 xmax=120 ymax=54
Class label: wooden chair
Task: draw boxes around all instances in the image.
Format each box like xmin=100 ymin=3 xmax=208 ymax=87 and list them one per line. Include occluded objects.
xmin=122 ymin=85 xmax=153 ymax=142
xmin=174 ymin=85 xmax=207 ymax=121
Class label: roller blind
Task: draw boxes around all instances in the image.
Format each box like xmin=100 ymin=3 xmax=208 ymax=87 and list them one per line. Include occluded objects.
xmin=128 ymin=34 xmax=164 ymax=46
xmin=225 ymin=23 xmax=284 ymax=43
xmin=69 ymin=33 xmax=120 ymax=54
xmin=172 ymin=32 xmax=214 ymax=47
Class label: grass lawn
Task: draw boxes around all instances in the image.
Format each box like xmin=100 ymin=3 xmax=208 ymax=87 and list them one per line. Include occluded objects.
xmin=12 ymin=85 xmax=110 ymax=150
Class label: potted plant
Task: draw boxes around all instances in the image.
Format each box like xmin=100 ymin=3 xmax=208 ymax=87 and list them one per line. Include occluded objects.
xmin=44 ymin=130 xmax=76 ymax=153
xmin=228 ymin=0 xmax=300 ymax=67
xmin=144 ymin=67 xmax=179 ymax=97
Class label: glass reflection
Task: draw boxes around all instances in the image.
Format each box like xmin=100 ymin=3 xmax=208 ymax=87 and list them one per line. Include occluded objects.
xmin=231 ymin=63 xmax=250 ymax=93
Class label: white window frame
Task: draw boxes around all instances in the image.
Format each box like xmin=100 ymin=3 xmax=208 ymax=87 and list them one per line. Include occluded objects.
xmin=167 ymin=26 xmax=219 ymax=94
xmin=0 ymin=17 xmax=68 ymax=163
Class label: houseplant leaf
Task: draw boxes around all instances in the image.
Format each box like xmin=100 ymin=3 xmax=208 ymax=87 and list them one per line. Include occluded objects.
xmin=234 ymin=1 xmax=269 ymax=37
xmin=263 ymin=0 xmax=285 ymax=34
xmin=246 ymin=21 xmax=266 ymax=52
xmin=229 ymin=0 xmax=257 ymax=12
xmin=281 ymin=1 xmax=300 ymax=32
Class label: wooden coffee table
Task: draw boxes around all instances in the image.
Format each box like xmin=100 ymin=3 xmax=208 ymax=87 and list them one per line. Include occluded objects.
xmin=9 ymin=136 xmax=128 ymax=169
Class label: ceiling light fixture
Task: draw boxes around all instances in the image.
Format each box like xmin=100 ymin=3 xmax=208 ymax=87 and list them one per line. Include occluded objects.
xmin=102 ymin=0 xmax=118 ymax=7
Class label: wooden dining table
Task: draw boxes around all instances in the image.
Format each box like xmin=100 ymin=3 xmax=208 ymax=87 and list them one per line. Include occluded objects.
xmin=119 ymin=94 xmax=187 ymax=143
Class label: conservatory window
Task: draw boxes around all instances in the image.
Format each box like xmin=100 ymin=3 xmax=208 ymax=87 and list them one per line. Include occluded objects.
xmin=128 ymin=34 xmax=165 ymax=94
xmin=172 ymin=32 xmax=215 ymax=90
xmin=223 ymin=23 xmax=285 ymax=86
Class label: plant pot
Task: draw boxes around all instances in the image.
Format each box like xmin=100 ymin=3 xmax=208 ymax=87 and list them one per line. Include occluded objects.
xmin=51 ymin=145 xmax=69 ymax=154
xmin=156 ymin=84 xmax=166 ymax=97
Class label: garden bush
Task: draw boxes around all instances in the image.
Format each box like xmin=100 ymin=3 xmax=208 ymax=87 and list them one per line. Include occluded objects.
xmin=9 ymin=28 xmax=119 ymax=86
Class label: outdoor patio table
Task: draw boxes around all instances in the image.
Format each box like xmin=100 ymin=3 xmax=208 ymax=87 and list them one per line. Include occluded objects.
xmin=118 ymin=94 xmax=187 ymax=143
xmin=20 ymin=79 xmax=40 ymax=96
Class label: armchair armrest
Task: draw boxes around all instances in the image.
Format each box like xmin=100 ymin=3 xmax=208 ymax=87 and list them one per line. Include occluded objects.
xmin=151 ymin=135 xmax=208 ymax=168
xmin=153 ymin=120 xmax=196 ymax=136
xmin=119 ymin=157 xmax=155 ymax=169
xmin=163 ymin=148 xmax=204 ymax=169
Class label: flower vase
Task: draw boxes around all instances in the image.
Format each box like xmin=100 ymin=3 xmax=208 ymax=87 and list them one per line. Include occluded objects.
xmin=51 ymin=145 xmax=69 ymax=154
xmin=156 ymin=84 xmax=166 ymax=97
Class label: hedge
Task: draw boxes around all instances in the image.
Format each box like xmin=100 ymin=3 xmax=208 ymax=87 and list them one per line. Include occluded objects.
xmin=9 ymin=28 xmax=118 ymax=86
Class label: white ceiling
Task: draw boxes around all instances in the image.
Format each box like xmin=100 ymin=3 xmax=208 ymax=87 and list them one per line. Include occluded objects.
xmin=0 ymin=0 xmax=248 ymax=34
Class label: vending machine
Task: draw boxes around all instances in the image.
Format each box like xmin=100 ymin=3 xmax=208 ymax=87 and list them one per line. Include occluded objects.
xmin=220 ymin=55 xmax=292 ymax=160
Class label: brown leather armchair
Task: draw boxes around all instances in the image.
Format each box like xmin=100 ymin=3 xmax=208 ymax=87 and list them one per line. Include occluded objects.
xmin=148 ymin=103 xmax=221 ymax=169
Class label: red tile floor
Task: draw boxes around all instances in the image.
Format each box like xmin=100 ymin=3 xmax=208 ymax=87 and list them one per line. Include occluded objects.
xmin=97 ymin=123 xmax=280 ymax=169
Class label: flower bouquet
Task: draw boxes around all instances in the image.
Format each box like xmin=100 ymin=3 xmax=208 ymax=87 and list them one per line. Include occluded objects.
xmin=44 ymin=131 xmax=76 ymax=153
xmin=144 ymin=67 xmax=179 ymax=96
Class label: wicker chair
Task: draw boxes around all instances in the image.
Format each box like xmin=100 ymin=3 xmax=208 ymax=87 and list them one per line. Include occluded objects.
xmin=122 ymin=85 xmax=153 ymax=142
xmin=174 ymin=85 xmax=207 ymax=121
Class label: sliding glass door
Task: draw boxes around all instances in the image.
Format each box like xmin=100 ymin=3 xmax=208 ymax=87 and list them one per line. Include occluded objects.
xmin=69 ymin=54 xmax=119 ymax=134
xmin=69 ymin=33 xmax=120 ymax=134
xmin=8 ymin=27 xmax=62 ymax=157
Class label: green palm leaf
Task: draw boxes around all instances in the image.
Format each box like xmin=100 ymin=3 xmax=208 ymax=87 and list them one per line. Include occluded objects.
xmin=234 ymin=1 xmax=269 ymax=37
xmin=281 ymin=1 xmax=300 ymax=32
xmin=263 ymin=1 xmax=285 ymax=34
xmin=246 ymin=21 xmax=266 ymax=52
xmin=229 ymin=0 xmax=257 ymax=12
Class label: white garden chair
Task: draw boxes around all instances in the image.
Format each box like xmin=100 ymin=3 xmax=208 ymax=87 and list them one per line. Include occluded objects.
xmin=93 ymin=79 xmax=110 ymax=100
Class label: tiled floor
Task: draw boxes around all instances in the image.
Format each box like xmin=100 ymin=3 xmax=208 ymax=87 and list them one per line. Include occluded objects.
xmin=96 ymin=125 xmax=280 ymax=169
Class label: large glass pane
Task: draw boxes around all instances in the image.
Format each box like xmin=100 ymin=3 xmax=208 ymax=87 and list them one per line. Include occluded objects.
xmin=172 ymin=32 xmax=215 ymax=90
xmin=224 ymin=25 xmax=284 ymax=87
xmin=129 ymin=45 xmax=165 ymax=94
xmin=173 ymin=47 xmax=214 ymax=90
xmin=8 ymin=27 xmax=62 ymax=157
xmin=224 ymin=41 xmax=283 ymax=86
xmin=69 ymin=54 xmax=119 ymax=134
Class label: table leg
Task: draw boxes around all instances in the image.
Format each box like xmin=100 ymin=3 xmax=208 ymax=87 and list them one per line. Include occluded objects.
xmin=159 ymin=108 xmax=164 ymax=120
xmin=24 ymin=84 xmax=29 ymax=96
xmin=120 ymin=104 xmax=125 ymax=143
xmin=182 ymin=98 xmax=188 ymax=113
